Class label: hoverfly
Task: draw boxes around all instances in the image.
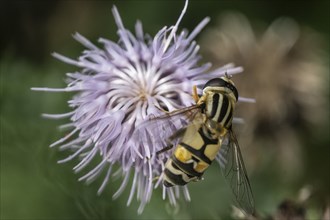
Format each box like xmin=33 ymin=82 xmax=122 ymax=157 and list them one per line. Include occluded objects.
xmin=135 ymin=75 xmax=255 ymax=215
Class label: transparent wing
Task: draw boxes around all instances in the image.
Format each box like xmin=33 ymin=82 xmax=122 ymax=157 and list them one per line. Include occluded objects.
xmin=218 ymin=130 xmax=255 ymax=216
xmin=132 ymin=105 xmax=202 ymax=155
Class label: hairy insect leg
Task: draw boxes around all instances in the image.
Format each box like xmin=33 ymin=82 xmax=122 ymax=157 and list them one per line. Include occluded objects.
xmin=192 ymin=85 xmax=199 ymax=103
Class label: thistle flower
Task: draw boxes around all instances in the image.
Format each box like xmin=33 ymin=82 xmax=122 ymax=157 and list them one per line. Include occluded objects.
xmin=200 ymin=12 xmax=328 ymax=177
xmin=32 ymin=2 xmax=252 ymax=213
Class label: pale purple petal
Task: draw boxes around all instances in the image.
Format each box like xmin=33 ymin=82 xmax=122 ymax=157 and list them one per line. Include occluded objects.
xmin=31 ymin=0 xmax=253 ymax=214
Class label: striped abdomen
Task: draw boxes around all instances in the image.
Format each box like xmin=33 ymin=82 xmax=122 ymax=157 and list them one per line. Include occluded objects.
xmin=205 ymin=92 xmax=234 ymax=129
xmin=163 ymin=125 xmax=221 ymax=187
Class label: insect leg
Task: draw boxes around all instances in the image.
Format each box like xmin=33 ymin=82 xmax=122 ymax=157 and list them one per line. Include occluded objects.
xmin=152 ymin=176 xmax=160 ymax=182
xmin=156 ymin=127 xmax=187 ymax=156
xmin=155 ymin=104 xmax=170 ymax=113
xmin=156 ymin=145 xmax=174 ymax=156
xmin=192 ymin=85 xmax=199 ymax=103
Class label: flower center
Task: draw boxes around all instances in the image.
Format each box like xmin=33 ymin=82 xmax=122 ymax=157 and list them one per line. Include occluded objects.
xmin=138 ymin=89 xmax=148 ymax=101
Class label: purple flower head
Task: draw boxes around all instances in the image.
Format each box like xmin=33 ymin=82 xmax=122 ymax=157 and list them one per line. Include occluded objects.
xmin=32 ymin=1 xmax=253 ymax=213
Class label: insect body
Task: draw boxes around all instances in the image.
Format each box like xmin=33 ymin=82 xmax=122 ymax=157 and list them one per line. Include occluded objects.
xmin=135 ymin=75 xmax=255 ymax=215
xmin=163 ymin=77 xmax=238 ymax=187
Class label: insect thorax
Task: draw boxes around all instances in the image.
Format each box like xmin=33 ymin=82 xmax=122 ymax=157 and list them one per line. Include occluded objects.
xmin=203 ymin=91 xmax=236 ymax=130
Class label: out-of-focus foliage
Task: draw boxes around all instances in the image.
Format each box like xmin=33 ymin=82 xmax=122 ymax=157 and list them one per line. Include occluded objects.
xmin=1 ymin=1 xmax=329 ymax=219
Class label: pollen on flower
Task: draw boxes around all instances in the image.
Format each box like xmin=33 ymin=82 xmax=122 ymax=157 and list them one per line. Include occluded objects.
xmin=31 ymin=0 xmax=251 ymax=214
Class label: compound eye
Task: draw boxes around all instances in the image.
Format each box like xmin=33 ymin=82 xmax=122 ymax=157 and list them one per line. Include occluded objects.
xmin=203 ymin=78 xmax=227 ymax=90
xmin=203 ymin=78 xmax=239 ymax=100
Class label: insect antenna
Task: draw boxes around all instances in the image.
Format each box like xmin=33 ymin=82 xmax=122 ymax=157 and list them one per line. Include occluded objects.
xmin=225 ymin=71 xmax=233 ymax=79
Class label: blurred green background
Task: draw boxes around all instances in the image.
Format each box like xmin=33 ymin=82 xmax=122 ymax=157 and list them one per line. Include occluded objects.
xmin=1 ymin=0 xmax=329 ymax=219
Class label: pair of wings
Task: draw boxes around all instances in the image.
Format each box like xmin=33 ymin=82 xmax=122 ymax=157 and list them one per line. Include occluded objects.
xmin=133 ymin=105 xmax=255 ymax=216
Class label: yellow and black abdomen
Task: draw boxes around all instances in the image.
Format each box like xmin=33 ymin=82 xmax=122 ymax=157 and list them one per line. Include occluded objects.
xmin=163 ymin=125 xmax=220 ymax=187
